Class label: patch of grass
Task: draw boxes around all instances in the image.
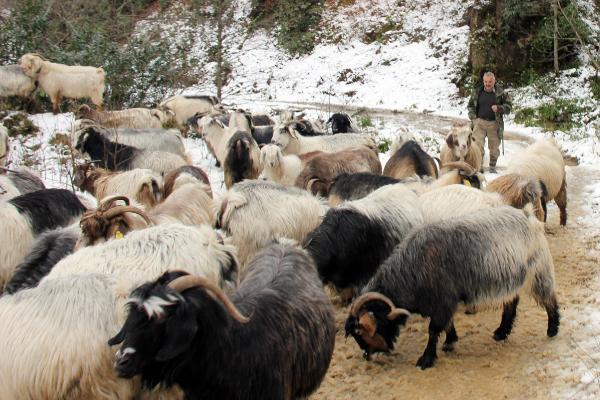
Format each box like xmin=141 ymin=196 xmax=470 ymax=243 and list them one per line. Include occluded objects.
xmin=2 ymin=113 xmax=39 ymax=137
xmin=514 ymin=98 xmax=588 ymax=131
xmin=363 ymin=17 xmax=403 ymax=44
xmin=355 ymin=114 xmax=373 ymax=128
xmin=376 ymin=137 xmax=392 ymax=153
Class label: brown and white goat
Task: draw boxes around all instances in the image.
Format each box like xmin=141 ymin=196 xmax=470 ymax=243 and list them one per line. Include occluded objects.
xmin=439 ymin=125 xmax=482 ymax=172
xmin=295 ymin=147 xmax=381 ymax=196
xmin=163 ymin=165 xmax=212 ymax=198
xmin=73 ymin=164 xmax=162 ymax=209
xmin=383 ymin=140 xmax=438 ymax=179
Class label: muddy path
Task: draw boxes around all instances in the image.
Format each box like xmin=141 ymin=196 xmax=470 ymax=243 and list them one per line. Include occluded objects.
xmin=233 ymin=98 xmax=599 ymax=398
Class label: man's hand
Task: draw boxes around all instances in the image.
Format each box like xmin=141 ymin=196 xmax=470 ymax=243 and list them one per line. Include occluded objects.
xmin=491 ymin=105 xmax=499 ymax=113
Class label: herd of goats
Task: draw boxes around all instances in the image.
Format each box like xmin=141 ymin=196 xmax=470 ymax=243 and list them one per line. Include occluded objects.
xmin=0 ymin=54 xmax=569 ymax=399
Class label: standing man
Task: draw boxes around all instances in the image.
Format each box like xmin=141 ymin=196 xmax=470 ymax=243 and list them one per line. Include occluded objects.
xmin=467 ymin=71 xmax=512 ymax=173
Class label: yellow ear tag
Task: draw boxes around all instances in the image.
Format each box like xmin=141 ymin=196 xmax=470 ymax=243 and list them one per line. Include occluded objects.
xmin=463 ymin=179 xmax=472 ymax=187
xmin=115 ymin=230 xmax=124 ymax=239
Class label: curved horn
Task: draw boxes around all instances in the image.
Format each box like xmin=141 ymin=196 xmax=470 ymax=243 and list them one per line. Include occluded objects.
xmin=350 ymin=292 xmax=410 ymax=320
xmin=99 ymin=195 xmax=131 ymax=209
xmin=168 ymin=275 xmax=249 ymax=323
xmin=102 ymin=205 xmax=152 ymax=225
xmin=440 ymin=161 xmax=476 ymax=175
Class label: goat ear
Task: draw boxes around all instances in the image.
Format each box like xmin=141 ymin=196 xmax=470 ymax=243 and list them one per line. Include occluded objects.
xmin=108 ymin=326 xmax=126 ymax=346
xmin=154 ymin=307 xmax=198 ymax=362
xmin=445 ymin=133 xmax=454 ymax=147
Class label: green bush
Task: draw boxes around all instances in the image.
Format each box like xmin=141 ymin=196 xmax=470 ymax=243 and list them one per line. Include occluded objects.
xmin=249 ymin=0 xmax=324 ymax=55
xmin=0 ymin=0 xmax=193 ymax=109
xmin=355 ymin=114 xmax=373 ymax=128
xmin=514 ymin=98 xmax=587 ymax=131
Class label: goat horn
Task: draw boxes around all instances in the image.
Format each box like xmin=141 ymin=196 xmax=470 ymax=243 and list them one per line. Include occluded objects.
xmin=102 ymin=206 xmax=152 ymax=225
xmin=98 ymin=195 xmax=131 ymax=210
xmin=350 ymin=292 xmax=410 ymax=320
xmin=168 ymin=275 xmax=249 ymax=323
xmin=440 ymin=161 xmax=475 ymax=175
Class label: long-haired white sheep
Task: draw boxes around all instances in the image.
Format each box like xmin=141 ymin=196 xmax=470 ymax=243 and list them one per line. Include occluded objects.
xmin=271 ymin=123 xmax=376 ymax=155
xmin=260 ymin=144 xmax=304 ymax=185
xmin=215 ymin=180 xmax=328 ymax=267
xmin=0 ymin=223 xmax=237 ymax=400
xmin=19 ymin=53 xmax=105 ymax=113
xmin=73 ymin=164 xmax=163 ymax=209
xmin=503 ymin=138 xmax=567 ymax=225
xmin=439 ymin=124 xmax=482 ymax=172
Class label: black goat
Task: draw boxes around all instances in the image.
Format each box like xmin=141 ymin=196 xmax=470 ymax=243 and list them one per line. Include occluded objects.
xmin=327 ymin=112 xmax=358 ymax=133
xmin=345 ymin=206 xmax=560 ymax=369
xmin=108 ymin=243 xmax=336 ymax=400
xmin=328 ymin=172 xmax=400 ymax=206
xmin=304 ymin=183 xmax=423 ymax=295
xmin=4 ymin=225 xmax=79 ymax=294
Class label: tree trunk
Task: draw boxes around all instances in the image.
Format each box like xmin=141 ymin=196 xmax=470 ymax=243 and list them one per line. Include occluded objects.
xmin=553 ymin=0 xmax=559 ymax=75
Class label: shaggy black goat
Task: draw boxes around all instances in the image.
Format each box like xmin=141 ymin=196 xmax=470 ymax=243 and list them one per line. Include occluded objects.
xmin=327 ymin=112 xmax=358 ymax=134
xmin=4 ymin=225 xmax=79 ymax=294
xmin=345 ymin=206 xmax=560 ymax=369
xmin=304 ymin=183 xmax=423 ymax=295
xmin=108 ymin=243 xmax=336 ymax=400
xmin=328 ymin=172 xmax=400 ymax=206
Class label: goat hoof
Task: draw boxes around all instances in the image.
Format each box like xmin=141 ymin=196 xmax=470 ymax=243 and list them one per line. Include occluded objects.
xmin=442 ymin=343 xmax=455 ymax=352
xmin=416 ymin=354 xmax=435 ymax=370
xmin=493 ymin=330 xmax=508 ymax=341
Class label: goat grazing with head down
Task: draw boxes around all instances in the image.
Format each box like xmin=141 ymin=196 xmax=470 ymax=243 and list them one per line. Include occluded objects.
xmin=345 ymin=205 xmax=560 ymax=370
xmin=19 ymin=53 xmax=105 ymax=113
xmin=295 ymin=146 xmax=382 ymax=197
xmin=73 ymin=163 xmax=162 ymax=209
xmin=108 ymin=242 xmax=336 ymax=400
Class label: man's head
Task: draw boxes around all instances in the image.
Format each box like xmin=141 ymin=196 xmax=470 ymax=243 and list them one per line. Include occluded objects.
xmin=483 ymin=72 xmax=496 ymax=92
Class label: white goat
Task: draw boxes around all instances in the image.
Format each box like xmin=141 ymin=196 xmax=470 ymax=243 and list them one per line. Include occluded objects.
xmin=19 ymin=53 xmax=105 ymax=113
xmin=215 ymin=180 xmax=328 ymax=267
xmin=271 ymin=124 xmax=376 ymax=155
xmin=159 ymin=94 xmax=222 ymax=128
xmin=419 ymin=184 xmax=506 ymax=223
xmin=77 ymin=104 xmax=175 ymax=129
xmin=0 ymin=65 xmax=36 ymax=99
xmin=260 ymin=144 xmax=304 ymax=186
xmin=505 ymin=138 xmax=567 ymax=225
xmin=74 ymin=165 xmax=163 ymax=209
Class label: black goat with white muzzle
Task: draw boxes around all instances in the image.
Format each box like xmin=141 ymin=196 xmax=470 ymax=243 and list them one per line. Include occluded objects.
xmin=108 ymin=242 xmax=336 ymax=400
